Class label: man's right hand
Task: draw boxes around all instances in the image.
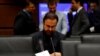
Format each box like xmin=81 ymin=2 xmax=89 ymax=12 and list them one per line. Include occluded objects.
xmin=50 ymin=52 xmax=61 ymax=56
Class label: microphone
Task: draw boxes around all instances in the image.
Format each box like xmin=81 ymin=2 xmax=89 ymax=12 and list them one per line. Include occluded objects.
xmin=39 ymin=39 xmax=44 ymax=51
xmin=50 ymin=37 xmax=56 ymax=56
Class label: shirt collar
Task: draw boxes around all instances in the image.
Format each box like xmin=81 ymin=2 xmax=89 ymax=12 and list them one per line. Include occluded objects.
xmin=77 ymin=7 xmax=83 ymax=13
xmin=23 ymin=9 xmax=27 ymax=12
xmin=23 ymin=9 xmax=31 ymax=14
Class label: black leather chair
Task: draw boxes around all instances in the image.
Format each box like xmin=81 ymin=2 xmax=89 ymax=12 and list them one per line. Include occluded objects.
xmin=82 ymin=34 xmax=100 ymax=43
xmin=77 ymin=44 xmax=100 ymax=56
xmin=0 ymin=36 xmax=34 ymax=56
xmin=61 ymin=40 xmax=81 ymax=56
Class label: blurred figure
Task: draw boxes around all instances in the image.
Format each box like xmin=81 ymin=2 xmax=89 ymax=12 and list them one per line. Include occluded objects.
xmin=88 ymin=0 xmax=100 ymax=33
xmin=39 ymin=0 xmax=69 ymax=35
xmin=67 ymin=0 xmax=90 ymax=36
xmin=14 ymin=2 xmax=37 ymax=35
xmin=32 ymin=12 xmax=65 ymax=56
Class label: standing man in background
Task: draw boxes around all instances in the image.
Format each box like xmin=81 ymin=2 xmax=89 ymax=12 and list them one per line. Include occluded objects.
xmin=88 ymin=0 xmax=100 ymax=33
xmin=68 ymin=0 xmax=90 ymax=36
xmin=14 ymin=1 xmax=37 ymax=35
xmin=39 ymin=0 xmax=69 ymax=35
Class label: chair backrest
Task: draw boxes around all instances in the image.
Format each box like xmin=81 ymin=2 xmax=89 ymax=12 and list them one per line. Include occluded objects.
xmin=77 ymin=44 xmax=100 ymax=56
xmin=0 ymin=36 xmax=32 ymax=54
xmin=82 ymin=34 xmax=100 ymax=43
xmin=65 ymin=35 xmax=82 ymax=41
xmin=61 ymin=40 xmax=81 ymax=56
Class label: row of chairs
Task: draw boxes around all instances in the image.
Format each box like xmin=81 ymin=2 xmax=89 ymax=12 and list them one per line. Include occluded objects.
xmin=61 ymin=34 xmax=100 ymax=56
xmin=0 ymin=34 xmax=99 ymax=56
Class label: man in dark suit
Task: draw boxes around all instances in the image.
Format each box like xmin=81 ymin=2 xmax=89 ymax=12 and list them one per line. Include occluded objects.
xmin=14 ymin=2 xmax=37 ymax=35
xmin=88 ymin=0 xmax=100 ymax=33
xmin=67 ymin=0 xmax=90 ymax=36
xmin=32 ymin=12 xmax=65 ymax=56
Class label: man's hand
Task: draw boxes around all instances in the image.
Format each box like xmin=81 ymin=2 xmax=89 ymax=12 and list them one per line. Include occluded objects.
xmin=90 ymin=26 xmax=95 ymax=32
xmin=50 ymin=52 xmax=61 ymax=56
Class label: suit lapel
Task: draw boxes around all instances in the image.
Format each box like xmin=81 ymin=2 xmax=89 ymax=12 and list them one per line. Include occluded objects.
xmin=71 ymin=13 xmax=78 ymax=26
xmin=71 ymin=8 xmax=84 ymax=26
xmin=23 ymin=10 xmax=33 ymax=19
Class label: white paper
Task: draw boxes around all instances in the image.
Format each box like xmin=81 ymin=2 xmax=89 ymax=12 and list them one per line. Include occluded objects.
xmin=35 ymin=50 xmax=50 ymax=56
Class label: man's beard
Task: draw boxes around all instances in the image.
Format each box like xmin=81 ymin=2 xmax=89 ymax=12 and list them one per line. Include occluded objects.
xmin=43 ymin=30 xmax=54 ymax=37
xmin=50 ymin=10 xmax=56 ymax=13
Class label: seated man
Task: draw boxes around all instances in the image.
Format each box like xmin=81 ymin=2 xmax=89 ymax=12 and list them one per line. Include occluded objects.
xmin=32 ymin=12 xmax=65 ymax=56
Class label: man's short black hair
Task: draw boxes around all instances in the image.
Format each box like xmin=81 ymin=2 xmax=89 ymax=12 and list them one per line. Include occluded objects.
xmin=22 ymin=1 xmax=35 ymax=8
xmin=43 ymin=12 xmax=58 ymax=23
xmin=47 ymin=0 xmax=57 ymax=6
xmin=89 ymin=0 xmax=99 ymax=5
xmin=74 ymin=0 xmax=84 ymax=6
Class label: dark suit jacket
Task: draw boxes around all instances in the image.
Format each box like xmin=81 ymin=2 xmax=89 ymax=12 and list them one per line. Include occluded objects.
xmin=32 ymin=31 xmax=65 ymax=54
xmin=68 ymin=8 xmax=90 ymax=35
xmin=14 ymin=10 xmax=37 ymax=35
xmin=88 ymin=8 xmax=100 ymax=33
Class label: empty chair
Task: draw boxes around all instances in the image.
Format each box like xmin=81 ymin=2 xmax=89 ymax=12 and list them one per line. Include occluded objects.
xmin=0 ymin=36 xmax=33 ymax=56
xmin=82 ymin=34 xmax=100 ymax=43
xmin=61 ymin=40 xmax=81 ymax=56
xmin=77 ymin=44 xmax=100 ymax=56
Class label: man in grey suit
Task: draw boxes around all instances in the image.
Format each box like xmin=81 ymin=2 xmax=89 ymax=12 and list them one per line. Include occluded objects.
xmin=39 ymin=1 xmax=69 ymax=35
xmin=68 ymin=0 xmax=90 ymax=35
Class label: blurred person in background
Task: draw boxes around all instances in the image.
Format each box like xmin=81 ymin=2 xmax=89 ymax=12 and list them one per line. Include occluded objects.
xmin=14 ymin=1 xmax=37 ymax=35
xmin=39 ymin=0 xmax=69 ymax=35
xmin=87 ymin=0 xmax=100 ymax=33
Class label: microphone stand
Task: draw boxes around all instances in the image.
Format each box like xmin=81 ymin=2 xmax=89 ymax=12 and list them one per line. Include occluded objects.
xmin=39 ymin=39 xmax=44 ymax=51
xmin=50 ymin=37 xmax=56 ymax=56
